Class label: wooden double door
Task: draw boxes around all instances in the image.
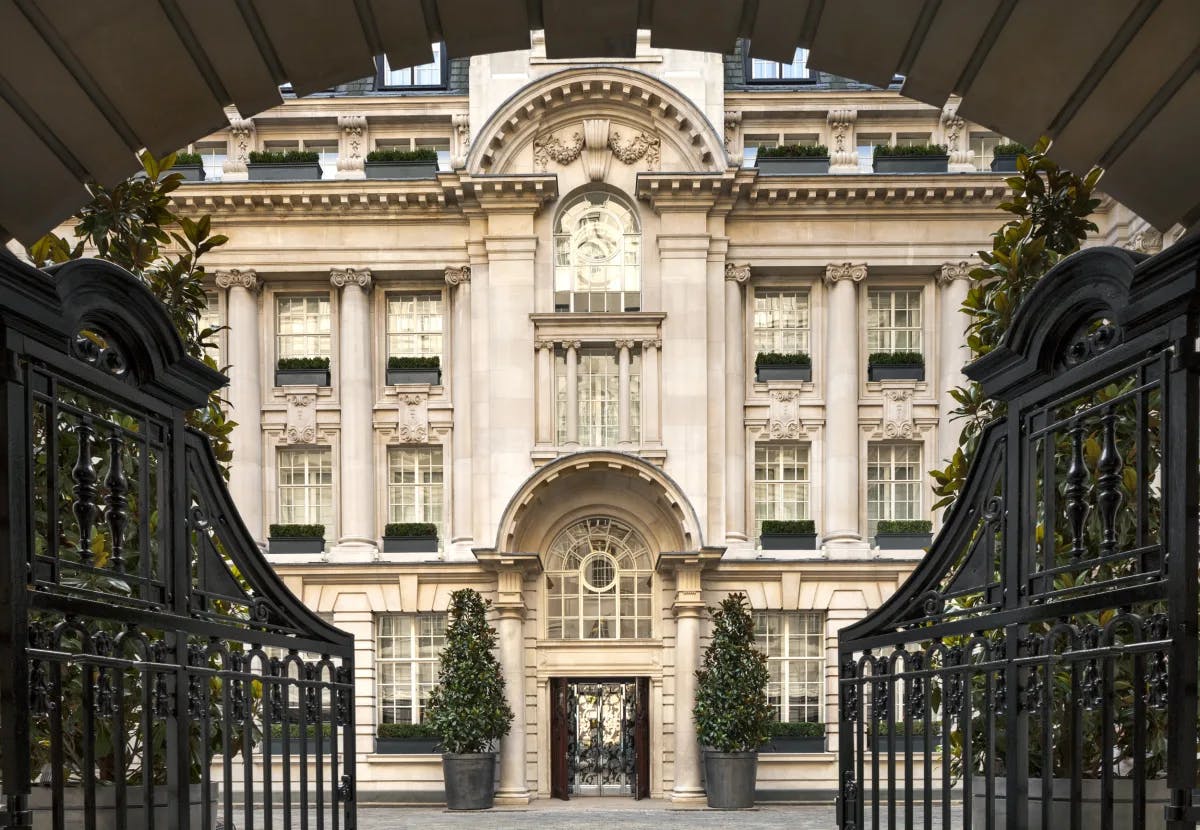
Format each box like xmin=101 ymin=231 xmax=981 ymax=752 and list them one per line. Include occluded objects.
xmin=550 ymin=677 xmax=650 ymax=799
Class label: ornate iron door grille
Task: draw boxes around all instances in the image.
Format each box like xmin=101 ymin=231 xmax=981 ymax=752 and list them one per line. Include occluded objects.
xmin=837 ymin=240 xmax=1200 ymax=829
xmin=566 ymin=681 xmax=637 ymax=796
xmin=0 ymin=253 xmax=357 ymax=829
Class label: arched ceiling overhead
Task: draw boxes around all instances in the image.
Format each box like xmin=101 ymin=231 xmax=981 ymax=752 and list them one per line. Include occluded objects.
xmin=0 ymin=0 xmax=1197 ymax=243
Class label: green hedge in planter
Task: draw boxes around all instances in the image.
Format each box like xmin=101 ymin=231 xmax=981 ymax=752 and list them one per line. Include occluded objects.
xmin=270 ymin=722 xmax=332 ymax=739
xmin=769 ymin=721 xmax=825 ymax=738
xmin=384 ymin=522 xmax=437 ymax=537
xmin=277 ymin=356 xmax=330 ymax=371
xmin=378 ymin=722 xmax=438 ymax=739
xmin=175 ymin=152 xmax=203 ymax=166
xmin=868 ymin=351 xmax=924 ymax=366
xmin=991 ymin=142 xmax=1029 ymax=157
xmin=387 ymin=356 xmax=440 ymax=369
xmin=872 ymin=720 xmax=933 ymax=737
xmin=875 ymin=520 xmax=932 ymax=534
xmin=755 ymin=351 xmax=811 ymax=367
xmin=269 ymin=524 xmax=325 ymax=538
xmin=367 ymin=148 xmax=437 ymax=163
xmin=758 ymin=144 xmax=829 ymax=158
xmin=249 ymin=150 xmax=319 ymax=164
xmin=761 ymin=520 xmax=815 ymax=535
xmin=873 ymin=144 xmax=948 ymax=158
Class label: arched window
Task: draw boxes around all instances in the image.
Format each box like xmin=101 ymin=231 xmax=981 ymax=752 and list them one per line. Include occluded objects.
xmin=546 ymin=517 xmax=652 ymax=639
xmin=553 ymin=192 xmax=641 ymax=313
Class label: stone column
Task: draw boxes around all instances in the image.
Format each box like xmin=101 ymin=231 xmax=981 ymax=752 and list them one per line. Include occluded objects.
xmin=665 ymin=556 xmax=709 ymax=803
xmin=534 ymin=340 xmax=554 ymax=446
xmin=486 ymin=554 xmax=537 ymax=805
xmin=824 ymin=263 xmax=867 ymax=546
xmin=215 ymin=269 xmax=263 ymax=542
xmin=564 ymin=340 xmax=580 ymax=448
xmin=641 ymin=338 xmax=662 ymax=446
xmin=330 ymin=268 xmax=375 ymax=558
xmin=724 ymin=263 xmax=750 ymax=544
xmin=616 ymin=340 xmax=632 ymax=448
xmin=937 ymin=262 xmax=972 ymax=469
xmin=446 ymin=265 xmax=474 ymax=552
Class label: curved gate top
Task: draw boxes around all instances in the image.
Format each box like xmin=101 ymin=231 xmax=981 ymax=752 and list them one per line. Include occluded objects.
xmin=0 ymin=250 xmax=356 ymax=830
xmin=838 ymin=236 xmax=1200 ymax=830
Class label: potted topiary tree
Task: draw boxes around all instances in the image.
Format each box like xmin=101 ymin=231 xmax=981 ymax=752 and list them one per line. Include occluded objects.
xmin=867 ymin=350 xmax=925 ymax=381
xmin=268 ymin=523 xmax=326 ymax=554
xmin=874 ymin=519 xmax=932 ymax=549
xmin=759 ymin=519 xmax=817 ymax=550
xmin=381 ymin=522 xmax=438 ymax=553
xmin=276 ymin=356 xmax=331 ymax=386
xmin=989 ymin=142 xmax=1029 ymax=173
xmin=755 ymin=144 xmax=831 ymax=175
xmin=873 ymin=143 xmax=949 ymax=174
xmin=694 ymin=593 xmax=773 ymax=809
xmin=426 ymin=589 xmax=514 ymax=810
xmin=755 ymin=351 xmax=812 ymax=382
xmin=387 ymin=355 xmax=441 ymax=385
xmin=247 ymin=149 xmax=322 ymax=181
xmin=365 ymin=147 xmax=439 ymax=179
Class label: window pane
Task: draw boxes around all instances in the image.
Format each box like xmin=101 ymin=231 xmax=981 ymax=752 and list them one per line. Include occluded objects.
xmin=753 ymin=444 xmax=810 ymax=542
xmin=866 ymin=443 xmax=923 ymax=537
xmin=545 ymin=517 xmax=652 ymax=641
xmin=276 ymin=295 xmax=331 ymax=361
xmin=377 ymin=613 xmax=445 ymax=724
xmin=553 ymin=193 xmax=641 ymax=313
xmin=277 ymin=447 xmax=333 ymax=528
xmin=386 ymin=292 xmax=443 ymax=359
xmin=866 ymin=289 xmax=922 ymax=354
xmin=753 ymin=289 xmax=811 ymax=356
xmin=753 ymin=611 xmax=825 ymax=722
xmin=387 ymin=446 xmax=444 ymax=540
xmin=382 ymin=45 xmax=442 ymax=87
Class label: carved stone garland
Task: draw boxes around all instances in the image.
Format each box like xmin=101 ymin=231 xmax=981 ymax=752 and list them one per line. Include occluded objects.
xmin=533 ymin=119 xmax=661 ymax=177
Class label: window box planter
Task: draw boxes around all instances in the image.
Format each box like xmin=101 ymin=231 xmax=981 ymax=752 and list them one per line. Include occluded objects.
xmin=365 ymin=160 xmax=439 ymax=180
xmin=871 ymin=734 xmax=936 ymax=753
xmin=386 ymin=367 xmax=441 ymax=385
xmin=874 ymin=521 xmax=932 ymax=550
xmin=756 ymin=156 xmax=830 ymax=175
xmin=868 ymin=363 xmax=924 ymax=381
xmin=990 ymin=154 xmax=1020 ymax=173
xmin=755 ymin=364 xmax=812 ymax=382
xmin=248 ymin=162 xmax=322 ymax=181
xmin=266 ymin=736 xmax=332 ymax=755
xmin=760 ymin=532 xmax=818 ymax=550
xmin=874 ymin=154 xmax=949 ymax=174
xmin=276 ymin=358 xmax=331 ymax=387
xmin=376 ymin=736 xmax=440 ymax=753
xmin=763 ymin=735 xmax=826 ymax=753
xmin=174 ymin=164 xmax=205 ymax=182
xmin=381 ymin=523 xmax=438 ymax=553
xmin=269 ymin=524 xmax=325 ymax=554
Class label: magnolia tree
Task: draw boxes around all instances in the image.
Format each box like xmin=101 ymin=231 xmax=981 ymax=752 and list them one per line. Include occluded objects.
xmin=694 ymin=593 xmax=773 ymax=752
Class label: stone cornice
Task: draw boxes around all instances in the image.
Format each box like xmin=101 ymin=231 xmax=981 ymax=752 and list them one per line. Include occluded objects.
xmin=744 ymin=174 xmax=1009 ymax=209
xmin=635 ymin=170 xmax=746 ymax=212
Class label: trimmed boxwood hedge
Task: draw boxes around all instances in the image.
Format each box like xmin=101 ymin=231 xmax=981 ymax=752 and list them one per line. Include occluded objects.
xmin=383 ymin=522 xmax=437 ymax=538
xmin=761 ymin=519 xmax=815 ymax=535
xmin=377 ymin=722 xmax=438 ymax=739
xmin=175 ymin=152 xmax=203 ymax=166
xmin=755 ymin=351 xmax=811 ymax=367
xmin=249 ymin=150 xmax=319 ymax=164
xmin=271 ymin=722 xmax=332 ymax=739
xmin=876 ymin=520 xmax=932 ymax=534
xmin=758 ymin=144 xmax=830 ymax=159
xmin=366 ymin=148 xmax=437 ymax=163
xmin=277 ymin=356 xmax=330 ymax=371
xmin=991 ymin=142 xmax=1029 ymax=157
xmin=269 ymin=524 xmax=325 ymax=538
xmin=873 ymin=720 xmax=934 ymax=737
xmin=867 ymin=351 xmax=924 ymax=366
xmin=387 ymin=355 xmax=440 ymax=369
xmin=770 ymin=720 xmax=825 ymax=738
xmin=873 ymin=143 xmax=948 ymax=158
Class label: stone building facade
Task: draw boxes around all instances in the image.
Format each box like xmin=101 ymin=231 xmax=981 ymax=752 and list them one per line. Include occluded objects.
xmin=182 ymin=38 xmax=1163 ymax=803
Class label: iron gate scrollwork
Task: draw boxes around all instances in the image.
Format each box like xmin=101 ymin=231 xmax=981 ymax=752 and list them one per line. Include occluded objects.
xmin=0 ymin=252 xmax=357 ymax=829
xmin=837 ymin=239 xmax=1200 ymax=830
xmin=567 ymin=681 xmax=637 ymax=797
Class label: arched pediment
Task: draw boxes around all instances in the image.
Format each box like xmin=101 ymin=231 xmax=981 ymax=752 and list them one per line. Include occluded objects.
xmin=466 ymin=67 xmax=728 ymax=177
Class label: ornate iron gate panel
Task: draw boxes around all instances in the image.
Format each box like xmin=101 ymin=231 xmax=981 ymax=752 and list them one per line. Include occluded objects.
xmin=0 ymin=253 xmax=357 ymax=829
xmin=837 ymin=240 xmax=1200 ymax=829
xmin=566 ymin=681 xmax=637 ymax=796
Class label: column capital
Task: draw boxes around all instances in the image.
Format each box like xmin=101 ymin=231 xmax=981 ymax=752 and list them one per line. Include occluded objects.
xmin=330 ymin=267 xmax=372 ymax=290
xmin=445 ymin=264 xmax=472 ymax=286
xmin=563 ymin=339 xmax=582 ymax=351
xmin=724 ymin=262 xmax=751 ymax=284
xmin=824 ymin=262 xmax=867 ymax=285
xmin=938 ymin=261 xmax=973 ymax=284
xmin=640 ymin=338 xmax=661 ymax=350
xmin=535 ymin=338 xmax=556 ymax=351
xmin=614 ymin=338 xmax=635 ymax=350
xmin=214 ymin=268 xmax=261 ymax=293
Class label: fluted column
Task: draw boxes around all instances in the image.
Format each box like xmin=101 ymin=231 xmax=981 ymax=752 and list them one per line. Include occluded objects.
xmin=215 ymin=269 xmax=263 ymax=542
xmin=616 ymin=340 xmax=632 ymax=448
xmin=724 ymin=263 xmax=750 ymax=543
xmin=446 ymin=266 xmax=473 ymax=552
xmin=564 ymin=340 xmax=580 ymax=448
xmin=330 ymin=268 xmax=375 ymax=557
xmin=824 ymin=263 xmax=867 ymax=545
xmin=937 ymin=262 xmax=972 ymax=469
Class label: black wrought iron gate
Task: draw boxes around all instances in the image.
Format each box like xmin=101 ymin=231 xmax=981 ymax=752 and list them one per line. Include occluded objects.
xmin=0 ymin=252 xmax=357 ymax=829
xmin=837 ymin=239 xmax=1200 ymax=829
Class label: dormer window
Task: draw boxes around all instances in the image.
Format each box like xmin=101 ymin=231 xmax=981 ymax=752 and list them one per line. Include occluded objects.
xmin=553 ymin=192 xmax=641 ymax=313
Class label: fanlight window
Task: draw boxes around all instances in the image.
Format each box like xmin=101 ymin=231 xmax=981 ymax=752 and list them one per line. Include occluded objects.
xmin=546 ymin=517 xmax=652 ymax=639
xmin=553 ymin=192 xmax=641 ymax=313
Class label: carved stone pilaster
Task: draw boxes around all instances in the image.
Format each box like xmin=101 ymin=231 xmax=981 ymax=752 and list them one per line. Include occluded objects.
xmin=214 ymin=268 xmax=261 ymax=293
xmin=824 ymin=262 xmax=867 ymax=284
xmin=941 ymin=103 xmax=974 ymax=172
xmin=445 ymin=265 xmax=471 ymax=286
xmin=223 ymin=118 xmax=255 ymax=180
xmin=938 ymin=261 xmax=972 ymax=285
xmin=724 ymin=262 xmax=751 ymax=284
xmin=398 ymin=393 xmax=430 ymax=443
xmin=828 ymin=109 xmax=858 ymax=172
xmin=337 ymin=115 xmax=368 ymax=179
xmin=451 ymin=114 xmax=470 ymax=169
xmin=724 ymin=111 xmax=742 ymax=160
xmin=768 ymin=390 xmax=805 ymax=440
xmin=1126 ymin=228 xmax=1164 ymax=254
xmin=284 ymin=393 xmax=318 ymax=444
xmin=330 ymin=267 xmax=372 ymax=291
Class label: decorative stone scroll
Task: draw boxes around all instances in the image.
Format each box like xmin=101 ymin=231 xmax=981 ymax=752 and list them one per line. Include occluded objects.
xmin=609 ymin=129 xmax=660 ymax=170
xmin=224 ymin=118 xmax=255 ymax=178
xmin=824 ymin=262 xmax=867 ymax=284
xmin=938 ymin=261 xmax=972 ymax=284
xmin=533 ymin=119 xmax=660 ymax=177
xmin=1126 ymin=228 xmax=1164 ymax=255
xmin=215 ymin=268 xmax=261 ymax=293
xmin=940 ymin=103 xmax=974 ymax=172
xmin=827 ymin=109 xmax=858 ymax=171
xmin=451 ymin=114 xmax=470 ymax=169
xmin=337 ymin=115 xmax=367 ymax=178
xmin=769 ymin=390 xmax=806 ymax=440
xmin=330 ymin=267 xmax=372 ymax=290
xmin=724 ymin=111 xmax=742 ymax=157
xmin=882 ymin=389 xmax=915 ymax=439
xmin=445 ymin=265 xmax=471 ymax=286
xmin=725 ymin=263 xmax=751 ymax=284
xmin=398 ymin=394 xmax=430 ymax=443
xmin=285 ymin=394 xmax=317 ymax=444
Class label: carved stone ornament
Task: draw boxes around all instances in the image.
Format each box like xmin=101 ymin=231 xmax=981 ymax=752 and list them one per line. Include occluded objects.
xmin=939 ymin=261 xmax=972 ymax=284
xmin=536 ymin=338 xmax=556 ymax=351
xmin=725 ymin=262 xmax=751 ymax=284
xmin=451 ymin=113 xmax=470 ymax=168
xmin=882 ymin=389 xmax=915 ymax=439
xmin=330 ymin=267 xmax=372 ymax=290
xmin=1126 ymin=228 xmax=1164 ymax=255
xmin=825 ymin=262 xmax=867 ymax=284
xmin=398 ymin=394 xmax=429 ymax=443
xmin=582 ymin=119 xmax=613 ymax=181
xmin=769 ymin=390 xmax=806 ymax=440
xmin=533 ymin=130 xmax=583 ymax=172
xmin=226 ymin=118 xmax=255 ymax=175
xmin=827 ymin=108 xmax=857 ymax=168
xmin=285 ymin=394 xmax=317 ymax=444
xmin=724 ymin=110 xmax=742 ymax=153
xmin=609 ymin=129 xmax=660 ymax=170
xmin=445 ymin=265 xmax=471 ymax=286
xmin=337 ymin=115 xmax=367 ymax=174
xmin=940 ymin=104 xmax=972 ymax=167
xmin=214 ymin=269 xmax=261 ymax=293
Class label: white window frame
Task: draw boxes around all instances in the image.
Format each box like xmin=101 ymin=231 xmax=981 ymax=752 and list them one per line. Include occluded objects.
xmin=753 ymin=443 xmax=811 ymax=543
xmin=276 ymin=446 xmax=334 ymax=528
xmin=376 ymin=613 xmax=446 ymax=725
xmin=749 ymin=48 xmax=811 ymax=81
xmin=386 ymin=446 xmax=444 ymax=535
xmin=753 ymin=288 xmax=811 ymax=357
xmin=381 ymin=45 xmax=444 ymax=88
xmin=754 ymin=611 xmax=826 ymax=723
xmin=275 ymin=294 xmax=332 ymax=362
xmin=554 ymin=346 xmax=641 ymax=448
xmin=866 ymin=442 xmax=923 ymax=538
xmin=553 ymin=192 xmax=642 ymax=314
xmin=867 ymin=288 xmax=923 ymax=355
xmin=385 ymin=291 xmax=444 ymax=360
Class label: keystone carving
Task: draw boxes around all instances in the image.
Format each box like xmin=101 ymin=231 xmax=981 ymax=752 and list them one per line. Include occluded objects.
xmin=445 ymin=265 xmax=471 ymax=286
xmin=398 ymin=394 xmax=430 ymax=443
xmin=330 ymin=267 xmax=372 ymax=290
xmin=285 ymin=394 xmax=317 ymax=444
xmin=824 ymin=263 xmax=867 ymax=284
xmin=215 ymin=269 xmax=261 ymax=293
